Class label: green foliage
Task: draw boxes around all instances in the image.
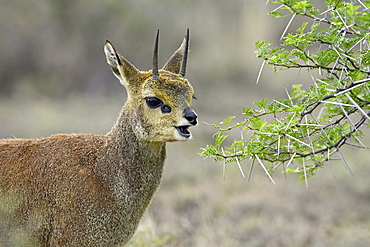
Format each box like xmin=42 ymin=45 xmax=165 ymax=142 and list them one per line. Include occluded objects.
xmin=200 ymin=0 xmax=370 ymax=182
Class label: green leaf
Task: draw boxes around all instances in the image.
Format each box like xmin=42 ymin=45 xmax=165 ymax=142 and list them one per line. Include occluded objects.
xmin=251 ymin=118 xmax=268 ymax=130
xmin=215 ymin=134 xmax=228 ymax=149
xmin=296 ymin=22 xmax=308 ymax=33
xmin=331 ymin=21 xmax=343 ymax=26
xmin=220 ymin=116 xmax=235 ymax=126
xmin=242 ymin=107 xmax=255 ymax=116
xmin=282 ymin=168 xmax=301 ymax=174
xmin=254 ymin=98 xmax=268 ymax=109
xmin=268 ymin=11 xmax=285 ymax=18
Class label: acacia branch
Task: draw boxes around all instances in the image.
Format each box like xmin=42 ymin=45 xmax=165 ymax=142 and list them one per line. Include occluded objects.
xmin=266 ymin=59 xmax=370 ymax=75
xmin=297 ymin=78 xmax=370 ymax=125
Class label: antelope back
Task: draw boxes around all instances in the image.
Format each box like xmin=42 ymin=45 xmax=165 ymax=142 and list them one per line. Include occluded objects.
xmin=104 ymin=29 xmax=197 ymax=142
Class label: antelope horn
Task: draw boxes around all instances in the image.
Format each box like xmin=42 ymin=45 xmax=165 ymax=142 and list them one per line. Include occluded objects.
xmin=152 ymin=29 xmax=160 ymax=80
xmin=179 ymin=28 xmax=189 ymax=77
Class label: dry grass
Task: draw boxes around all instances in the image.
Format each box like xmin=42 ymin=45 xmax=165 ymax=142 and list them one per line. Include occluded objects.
xmin=0 ymin=94 xmax=369 ymax=247
xmin=145 ymin=145 xmax=370 ymax=247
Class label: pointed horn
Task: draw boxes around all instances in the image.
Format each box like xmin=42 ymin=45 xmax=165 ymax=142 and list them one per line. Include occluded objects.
xmin=152 ymin=29 xmax=160 ymax=80
xmin=179 ymin=28 xmax=189 ymax=77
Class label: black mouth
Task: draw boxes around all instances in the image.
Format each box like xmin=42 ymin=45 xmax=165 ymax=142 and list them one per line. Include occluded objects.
xmin=175 ymin=126 xmax=191 ymax=138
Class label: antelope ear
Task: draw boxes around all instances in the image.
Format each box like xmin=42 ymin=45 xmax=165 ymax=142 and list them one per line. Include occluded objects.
xmin=162 ymin=38 xmax=186 ymax=74
xmin=104 ymin=40 xmax=141 ymax=88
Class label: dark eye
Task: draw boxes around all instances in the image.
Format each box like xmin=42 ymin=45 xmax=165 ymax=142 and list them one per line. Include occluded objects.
xmin=145 ymin=97 xmax=162 ymax=108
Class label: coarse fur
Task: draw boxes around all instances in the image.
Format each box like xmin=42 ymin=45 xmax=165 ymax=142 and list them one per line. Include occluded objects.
xmin=0 ymin=30 xmax=197 ymax=246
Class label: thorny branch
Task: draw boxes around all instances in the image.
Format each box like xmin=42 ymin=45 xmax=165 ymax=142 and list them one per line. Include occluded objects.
xmin=297 ymin=78 xmax=370 ymax=125
xmin=201 ymin=0 xmax=370 ymax=182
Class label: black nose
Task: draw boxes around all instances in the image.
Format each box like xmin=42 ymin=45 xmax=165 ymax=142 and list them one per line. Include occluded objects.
xmin=184 ymin=108 xmax=198 ymax=125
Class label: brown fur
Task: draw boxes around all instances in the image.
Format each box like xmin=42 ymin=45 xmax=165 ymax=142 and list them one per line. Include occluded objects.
xmin=0 ymin=32 xmax=196 ymax=246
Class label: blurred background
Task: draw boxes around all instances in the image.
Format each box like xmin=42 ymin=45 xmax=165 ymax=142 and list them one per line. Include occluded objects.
xmin=0 ymin=0 xmax=369 ymax=246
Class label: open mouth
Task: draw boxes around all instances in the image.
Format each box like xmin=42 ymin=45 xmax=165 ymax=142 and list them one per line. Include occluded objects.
xmin=175 ymin=126 xmax=191 ymax=138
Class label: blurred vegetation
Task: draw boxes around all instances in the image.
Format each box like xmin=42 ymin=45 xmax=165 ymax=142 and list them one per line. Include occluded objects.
xmin=0 ymin=0 xmax=280 ymax=99
xmin=1 ymin=0 xmax=370 ymax=246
